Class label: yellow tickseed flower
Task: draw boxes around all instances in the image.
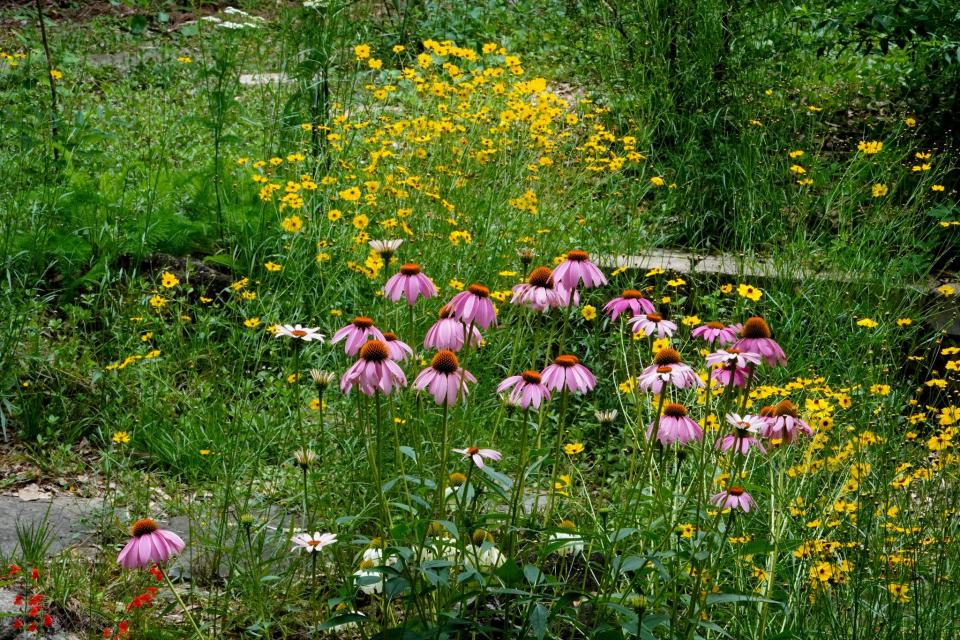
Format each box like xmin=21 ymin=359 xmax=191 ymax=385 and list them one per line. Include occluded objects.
xmin=887 ymin=583 xmax=910 ymax=603
xmin=264 ymin=261 xmax=282 ymax=272
xmin=340 ymin=187 xmax=362 ymax=202
xmin=176 ymin=56 xmax=192 ymax=64
xmin=161 ymin=271 xmax=180 ymax=288
xmin=932 ymin=184 xmax=945 ymax=192
xmin=896 ymin=318 xmax=912 ymax=327
xmin=737 ymin=284 xmax=762 ymax=301
xmin=650 ymin=176 xmax=665 ymax=187
xmin=354 ymin=44 xmax=371 ymax=60
xmin=667 ymin=278 xmax=686 ymax=287
xmin=149 ymin=295 xmax=167 ymax=309
xmin=857 ymin=140 xmax=883 ymax=154
xmin=904 ymin=117 xmax=916 ymax=127
xmin=281 ymin=216 xmax=303 ymax=233
xmin=682 ymin=315 xmax=700 ymax=326
xmin=563 ymin=442 xmax=585 ymax=456
xmin=856 ymin=318 xmax=878 ymax=328
xmin=50 ymin=69 xmax=63 ymax=80
xmin=788 ymin=150 xmax=804 ymax=158
xmin=581 ymin=305 xmax=597 ymax=321
xmin=244 ymin=317 xmax=261 ymax=329
xmin=112 ymin=431 xmax=131 ymax=445
xmin=936 ymin=284 xmax=955 ymax=297
xmin=872 ymin=183 xmax=888 ymax=198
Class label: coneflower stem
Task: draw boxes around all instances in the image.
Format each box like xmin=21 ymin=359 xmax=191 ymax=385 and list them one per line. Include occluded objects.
xmin=544 ymin=389 xmax=570 ymax=526
xmin=163 ymin=571 xmax=205 ymax=639
xmin=435 ymin=404 xmax=451 ymax=515
xmin=507 ymin=409 xmax=531 ymax=554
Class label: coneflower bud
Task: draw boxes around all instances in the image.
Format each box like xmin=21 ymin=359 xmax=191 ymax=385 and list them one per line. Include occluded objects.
xmin=595 ymin=410 xmax=618 ymax=425
xmin=310 ymin=369 xmax=336 ymax=389
xmin=517 ymin=247 xmax=536 ymax=271
xmin=293 ymin=448 xmax=317 ymax=468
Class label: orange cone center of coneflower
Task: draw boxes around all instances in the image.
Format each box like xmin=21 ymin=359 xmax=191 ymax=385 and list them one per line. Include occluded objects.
xmin=774 ymin=400 xmax=798 ymax=418
xmin=727 ymin=347 xmax=743 ymax=354
xmin=528 ymin=267 xmax=553 ymax=288
xmin=306 ymin=539 xmax=322 ymax=547
xmin=728 ymin=486 xmax=745 ymax=496
xmin=382 ymin=332 xmax=398 ymax=342
xmin=567 ymin=250 xmax=589 ymax=261
xmin=291 ymin=329 xmax=308 ymax=337
xmin=360 ymin=340 xmax=389 ymax=362
xmin=654 ymin=348 xmax=682 ymax=366
xmin=742 ymin=317 xmax=772 ymax=339
xmin=759 ymin=405 xmax=776 ymax=418
xmin=656 ymin=366 xmax=674 ymax=374
xmin=432 ymin=350 xmax=460 ymax=373
xmin=554 ymin=354 xmax=579 ymax=367
xmin=466 ymin=446 xmax=480 ymax=455
xmin=646 ymin=313 xmax=663 ymax=322
xmin=131 ymin=518 xmax=159 ymax=538
xmin=400 ymin=263 xmax=421 ymax=275
xmin=623 ymin=289 xmax=643 ymax=299
xmin=352 ymin=316 xmax=374 ymax=329
xmin=468 ymin=284 xmax=490 ymax=297
xmin=707 ymin=321 xmax=725 ymax=329
xmin=521 ymin=370 xmax=542 ymax=384
xmin=663 ymin=403 xmax=688 ymax=418
xmin=438 ymin=304 xmax=454 ymax=319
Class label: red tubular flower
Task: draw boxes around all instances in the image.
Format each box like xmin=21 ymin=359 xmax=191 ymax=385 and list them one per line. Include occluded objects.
xmin=29 ymin=594 xmax=44 ymax=605
xmin=149 ymin=565 xmax=164 ymax=581
xmin=14 ymin=594 xmax=23 ymax=605
xmin=28 ymin=605 xmax=40 ymax=617
xmin=8 ymin=564 xmax=21 ymax=576
xmin=31 ymin=568 xmax=39 ymax=580
xmin=43 ymin=614 xmax=54 ymax=627
xmin=102 ymin=627 xmax=113 ymax=638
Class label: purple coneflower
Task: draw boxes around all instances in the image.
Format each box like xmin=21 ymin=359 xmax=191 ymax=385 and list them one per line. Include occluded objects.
xmin=648 ymin=403 xmax=703 ymax=446
xmin=691 ymin=321 xmax=738 ymax=346
xmin=552 ymin=250 xmax=607 ymax=291
xmin=117 ymin=519 xmax=185 ymax=569
xmin=414 ymin=350 xmax=477 ymax=406
xmin=709 ymin=486 xmax=756 ymax=512
xmin=511 ymin=267 xmax=565 ymax=312
xmin=332 ymin=316 xmax=385 ymax=356
xmin=629 ymin=312 xmax=677 ymax=338
xmin=706 ymin=348 xmax=762 ymax=388
xmin=637 ymin=348 xmax=704 ymax=393
xmin=424 ymin=305 xmax=482 ymax=351
xmin=760 ymin=400 xmax=812 ymax=443
xmin=369 ymin=239 xmax=403 ymax=262
xmin=383 ymin=263 xmax=438 ymax=305
xmin=452 ymin=446 xmax=502 ymax=469
xmin=603 ymin=289 xmax=656 ymax=320
xmin=448 ymin=284 xmax=497 ymax=329
xmin=733 ymin=317 xmax=786 ymax=366
xmin=291 ymin=531 xmax=337 ymax=553
xmin=497 ymin=370 xmax=551 ymax=409
xmin=715 ymin=413 xmax=767 ymax=455
xmin=275 ymin=324 xmax=324 ymax=342
xmin=541 ymin=355 xmax=596 ymax=394
xmin=382 ymin=331 xmax=414 ymax=362
xmin=340 ymin=340 xmax=407 ymax=396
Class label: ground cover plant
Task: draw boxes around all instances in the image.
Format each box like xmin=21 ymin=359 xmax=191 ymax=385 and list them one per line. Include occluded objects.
xmin=1 ymin=1 xmax=959 ymax=638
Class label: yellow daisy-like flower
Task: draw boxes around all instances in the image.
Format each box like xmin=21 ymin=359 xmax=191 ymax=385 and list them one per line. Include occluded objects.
xmin=856 ymin=318 xmax=878 ymax=328
xmin=563 ymin=442 xmax=585 ymax=456
xmin=896 ymin=318 xmax=912 ymax=327
xmin=650 ymin=176 xmax=665 ymax=187
xmin=936 ymin=284 xmax=955 ymax=297
xmin=719 ymin=283 xmax=733 ymax=294
xmin=149 ymin=295 xmax=167 ymax=309
xmin=244 ymin=317 xmax=261 ymax=329
xmin=871 ymin=183 xmax=888 ymax=198
xmin=161 ymin=271 xmax=180 ymax=288
xmin=339 ymin=187 xmax=362 ymax=201
xmin=281 ymin=216 xmax=303 ymax=233
xmin=857 ymin=140 xmax=883 ymax=154
xmin=264 ymin=261 xmax=282 ymax=272
xmin=354 ymin=44 xmax=371 ymax=60
xmin=737 ymin=283 xmax=762 ymax=301
xmin=581 ymin=305 xmax=597 ymax=321
xmin=112 ymin=431 xmax=131 ymax=445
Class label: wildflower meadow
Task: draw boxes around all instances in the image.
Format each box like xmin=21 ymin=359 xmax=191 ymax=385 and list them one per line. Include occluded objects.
xmin=1 ymin=1 xmax=959 ymax=638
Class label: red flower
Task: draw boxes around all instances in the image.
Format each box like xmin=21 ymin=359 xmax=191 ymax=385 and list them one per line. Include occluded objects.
xmin=8 ymin=564 xmax=21 ymax=576
xmin=27 ymin=621 xmax=37 ymax=632
xmin=28 ymin=605 xmax=40 ymax=618
xmin=102 ymin=627 xmax=113 ymax=638
xmin=30 ymin=568 xmax=39 ymax=580
xmin=43 ymin=613 xmax=54 ymax=627
xmin=149 ymin=565 xmax=164 ymax=582
xmin=29 ymin=593 xmax=44 ymax=605
xmin=14 ymin=594 xmax=23 ymax=605
xmin=13 ymin=619 xmax=23 ymax=629
xmin=119 ymin=620 xmax=130 ymax=636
